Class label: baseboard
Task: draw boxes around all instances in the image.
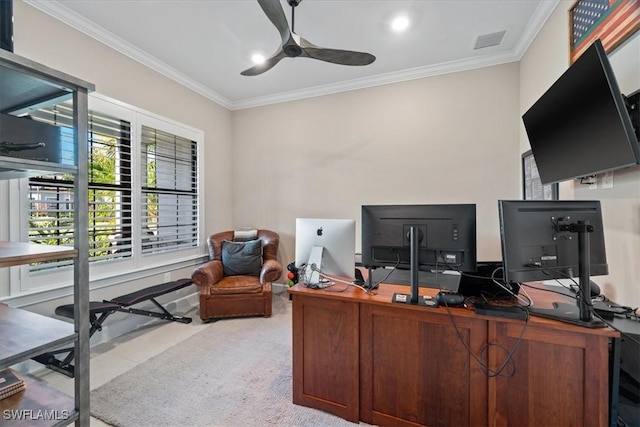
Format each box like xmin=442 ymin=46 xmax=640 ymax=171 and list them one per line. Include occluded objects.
xmin=272 ymin=282 xmax=290 ymax=292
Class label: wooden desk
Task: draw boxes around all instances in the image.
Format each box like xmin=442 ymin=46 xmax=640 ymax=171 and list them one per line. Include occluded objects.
xmin=289 ymin=283 xmax=619 ymax=426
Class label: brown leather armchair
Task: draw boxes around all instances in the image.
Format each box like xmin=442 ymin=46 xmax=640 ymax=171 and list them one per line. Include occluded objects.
xmin=191 ymin=230 xmax=282 ymax=322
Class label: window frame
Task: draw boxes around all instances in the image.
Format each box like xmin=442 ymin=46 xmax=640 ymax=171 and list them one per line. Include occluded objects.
xmin=28 ymin=101 xmax=135 ymax=270
xmin=136 ymin=117 xmax=202 ymax=257
xmin=6 ymin=93 xmax=204 ymax=298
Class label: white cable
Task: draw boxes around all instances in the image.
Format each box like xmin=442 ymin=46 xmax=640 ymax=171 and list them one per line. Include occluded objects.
xmin=317 ymin=271 xmax=375 ymax=294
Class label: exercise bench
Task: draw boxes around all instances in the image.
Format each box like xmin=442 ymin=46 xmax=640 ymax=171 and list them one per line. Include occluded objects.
xmin=33 ymin=278 xmax=193 ymax=377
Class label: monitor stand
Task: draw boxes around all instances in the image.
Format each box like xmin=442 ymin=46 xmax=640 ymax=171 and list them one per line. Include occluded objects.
xmin=391 ymin=226 xmax=437 ymax=308
xmin=528 ymin=220 xmax=605 ymax=328
xmin=304 ymin=245 xmax=332 ymax=288
xmin=529 ymin=302 xmax=604 ymax=328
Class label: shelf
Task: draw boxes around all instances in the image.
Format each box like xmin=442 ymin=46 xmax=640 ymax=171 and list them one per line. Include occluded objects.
xmin=0 ymin=49 xmax=93 ymax=114
xmin=0 ymin=373 xmax=77 ymax=426
xmin=0 ymin=305 xmax=75 ymax=370
xmin=0 ymin=157 xmax=77 ymax=180
xmin=0 ymin=47 xmax=93 ymax=426
xmin=0 ymin=242 xmax=76 ymax=269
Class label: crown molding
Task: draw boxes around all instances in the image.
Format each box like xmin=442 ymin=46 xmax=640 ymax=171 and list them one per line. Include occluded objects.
xmin=26 ymin=0 xmax=560 ymax=111
xmin=232 ymin=52 xmax=520 ymax=109
xmin=234 ymin=0 xmax=560 ymax=110
xmin=513 ymin=0 xmax=561 ymax=59
xmin=24 ymin=0 xmax=234 ymax=110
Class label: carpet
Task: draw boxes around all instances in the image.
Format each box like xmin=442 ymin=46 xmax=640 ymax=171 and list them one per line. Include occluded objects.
xmin=90 ymin=292 xmax=358 ymax=427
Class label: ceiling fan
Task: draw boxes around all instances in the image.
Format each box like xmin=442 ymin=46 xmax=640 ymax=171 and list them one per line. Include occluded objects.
xmin=241 ymin=0 xmax=376 ymax=76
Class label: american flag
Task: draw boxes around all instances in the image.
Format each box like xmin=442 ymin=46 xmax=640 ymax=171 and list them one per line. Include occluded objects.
xmin=570 ymin=0 xmax=640 ymax=63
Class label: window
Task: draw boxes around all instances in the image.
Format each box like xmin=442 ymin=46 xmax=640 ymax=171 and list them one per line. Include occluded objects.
xmin=8 ymin=93 xmax=203 ymax=296
xmin=140 ymin=126 xmax=198 ymax=254
xmin=521 ymin=150 xmax=558 ymax=201
xmin=29 ymin=105 xmax=133 ymax=270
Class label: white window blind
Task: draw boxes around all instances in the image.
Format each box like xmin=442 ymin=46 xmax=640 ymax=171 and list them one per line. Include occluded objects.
xmin=140 ymin=125 xmax=198 ymax=255
xmin=28 ymin=105 xmax=133 ymax=271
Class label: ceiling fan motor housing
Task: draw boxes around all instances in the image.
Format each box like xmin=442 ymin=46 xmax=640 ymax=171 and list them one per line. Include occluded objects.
xmin=240 ymin=0 xmax=375 ymax=76
xmin=284 ymin=44 xmax=302 ymax=57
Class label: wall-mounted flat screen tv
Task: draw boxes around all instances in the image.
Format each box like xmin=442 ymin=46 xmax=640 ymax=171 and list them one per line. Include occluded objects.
xmin=522 ymin=39 xmax=639 ymax=185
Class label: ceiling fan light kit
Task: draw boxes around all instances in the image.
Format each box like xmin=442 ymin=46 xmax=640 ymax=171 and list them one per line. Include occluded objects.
xmin=241 ymin=0 xmax=376 ymax=76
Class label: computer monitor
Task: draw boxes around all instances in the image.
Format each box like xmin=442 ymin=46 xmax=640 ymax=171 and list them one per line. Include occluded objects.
xmin=362 ymin=204 xmax=477 ymax=271
xmin=498 ymin=200 xmax=608 ymax=328
xmin=522 ymin=39 xmax=639 ymax=185
xmin=362 ymin=204 xmax=476 ymax=303
xmin=295 ymin=218 xmax=356 ymax=286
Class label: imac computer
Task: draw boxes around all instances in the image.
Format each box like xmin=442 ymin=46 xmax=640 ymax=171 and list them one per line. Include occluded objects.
xmin=295 ymin=218 xmax=356 ymax=287
xmin=498 ymin=200 xmax=608 ymax=328
xmin=362 ymin=204 xmax=477 ymax=305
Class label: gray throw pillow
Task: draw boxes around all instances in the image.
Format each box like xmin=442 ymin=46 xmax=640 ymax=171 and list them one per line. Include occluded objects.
xmin=221 ymin=239 xmax=262 ymax=277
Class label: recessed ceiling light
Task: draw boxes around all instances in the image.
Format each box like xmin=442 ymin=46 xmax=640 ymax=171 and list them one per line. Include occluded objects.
xmin=391 ymin=16 xmax=409 ymax=33
xmin=251 ymin=53 xmax=266 ymax=65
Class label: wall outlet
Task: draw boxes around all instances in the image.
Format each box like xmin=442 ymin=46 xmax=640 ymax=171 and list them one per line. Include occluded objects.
xmin=164 ymin=272 xmax=171 ymax=282
xmin=601 ymin=171 xmax=614 ymax=189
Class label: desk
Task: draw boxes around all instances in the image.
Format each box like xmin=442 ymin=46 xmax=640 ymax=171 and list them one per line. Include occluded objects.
xmin=609 ymin=316 xmax=640 ymax=426
xmin=288 ymin=283 xmax=619 ymax=426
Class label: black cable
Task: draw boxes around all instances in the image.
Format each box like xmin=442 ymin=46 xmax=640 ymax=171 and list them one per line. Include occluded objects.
xmin=523 ymin=263 xmax=586 ymax=302
xmin=491 ymin=266 xmax=533 ymax=307
xmin=623 ymin=310 xmax=640 ymax=322
xmin=444 ymin=300 xmax=529 ymax=377
xmin=456 ymin=262 xmax=532 ymax=307
xmin=366 ymin=251 xmax=401 ymax=290
xmin=521 ymin=281 xmax=579 ymax=299
xmin=434 ymin=251 xmax=529 ymax=377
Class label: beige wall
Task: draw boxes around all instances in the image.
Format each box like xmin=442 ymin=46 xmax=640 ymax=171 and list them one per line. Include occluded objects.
xmin=10 ymin=2 xmax=233 ymax=316
xmin=11 ymin=1 xmax=638 ymax=309
xmin=520 ymin=1 xmax=640 ymax=307
xmin=232 ymin=63 xmax=522 ymax=266
xmin=14 ymin=1 xmax=234 ymax=237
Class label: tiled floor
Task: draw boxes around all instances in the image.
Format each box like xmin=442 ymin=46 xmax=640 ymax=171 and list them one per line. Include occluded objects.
xmin=38 ymin=303 xmax=210 ymax=426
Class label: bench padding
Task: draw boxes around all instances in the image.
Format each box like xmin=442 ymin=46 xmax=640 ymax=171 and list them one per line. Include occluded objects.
xmin=55 ymin=301 xmax=121 ymax=319
xmin=53 ymin=279 xmax=192 ymax=319
xmin=110 ymin=278 xmax=193 ymax=306
xmin=34 ymin=278 xmax=194 ymax=378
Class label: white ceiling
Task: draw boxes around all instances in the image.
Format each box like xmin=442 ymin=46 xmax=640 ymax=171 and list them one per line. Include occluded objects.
xmin=27 ymin=0 xmax=559 ymax=110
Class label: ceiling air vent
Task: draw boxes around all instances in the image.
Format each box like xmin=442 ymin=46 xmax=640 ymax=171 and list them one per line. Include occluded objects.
xmin=474 ymin=30 xmax=506 ymax=50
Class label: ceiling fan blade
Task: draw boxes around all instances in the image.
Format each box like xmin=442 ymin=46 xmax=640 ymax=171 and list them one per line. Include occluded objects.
xmin=299 ymin=36 xmax=375 ymax=66
xmin=240 ymin=48 xmax=287 ymax=76
xmin=303 ymin=47 xmax=376 ymax=66
xmin=246 ymin=1 xmax=374 ymax=74
xmin=257 ymin=0 xmax=291 ymax=44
